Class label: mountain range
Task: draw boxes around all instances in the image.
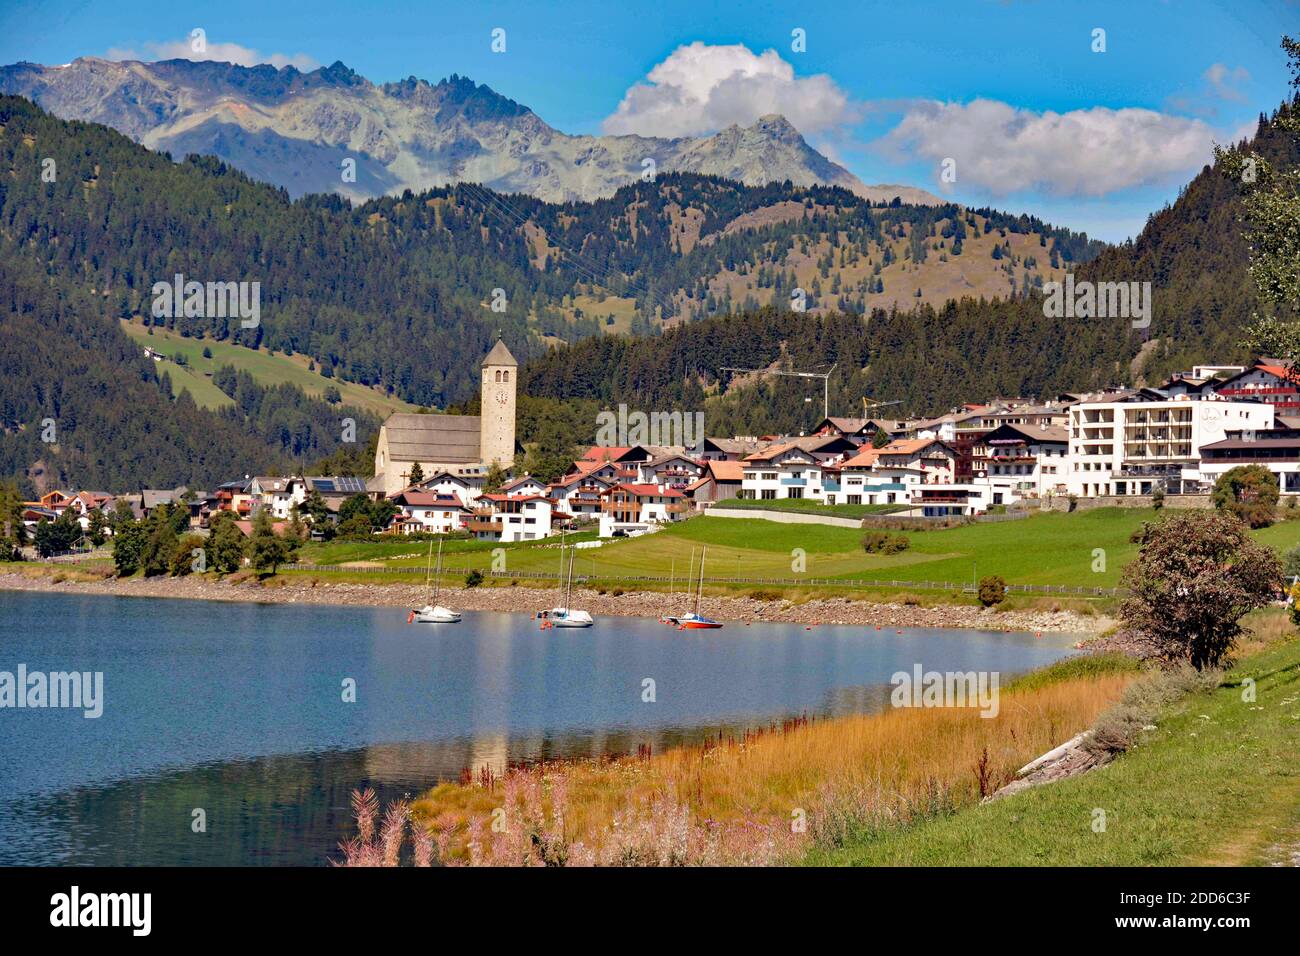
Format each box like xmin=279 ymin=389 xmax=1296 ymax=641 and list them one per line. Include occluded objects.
xmin=0 ymin=57 xmax=941 ymax=205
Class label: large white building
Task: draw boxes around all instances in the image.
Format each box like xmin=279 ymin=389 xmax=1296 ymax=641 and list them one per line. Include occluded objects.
xmin=1067 ymin=392 xmax=1275 ymax=497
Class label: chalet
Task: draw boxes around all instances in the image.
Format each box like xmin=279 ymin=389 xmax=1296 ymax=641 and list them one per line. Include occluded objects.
xmin=635 ymin=453 xmax=705 ymax=491
xmin=418 ymin=470 xmax=484 ymax=501
xmin=548 ymin=472 xmax=612 ymax=519
xmin=389 ymin=490 xmax=470 ymax=534
xmin=810 ymin=417 xmax=901 ymax=445
xmin=468 ymin=493 xmax=556 ymax=543
xmin=1206 ymin=362 xmax=1300 ymax=414
xmin=598 ymin=483 xmax=688 ymax=537
xmin=249 ymin=476 xmax=297 ymax=518
xmin=740 ymin=436 xmax=857 ymax=501
xmin=697 ymin=437 xmax=765 ymax=461
xmin=834 ymin=447 xmax=909 ymax=505
xmin=873 ymin=439 xmax=958 ymax=487
xmin=497 ymin=474 xmax=549 ymax=497
xmin=972 ymin=423 xmax=1068 ymax=497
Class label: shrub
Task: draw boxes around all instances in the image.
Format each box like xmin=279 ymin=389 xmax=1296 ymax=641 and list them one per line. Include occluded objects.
xmin=465 ymin=569 xmax=484 ymax=588
xmin=1120 ymin=510 xmax=1282 ymax=669
xmin=977 ymin=575 xmax=1006 ymax=607
xmin=862 ymin=531 xmax=910 ymax=554
xmin=1211 ymin=464 xmax=1278 ymax=528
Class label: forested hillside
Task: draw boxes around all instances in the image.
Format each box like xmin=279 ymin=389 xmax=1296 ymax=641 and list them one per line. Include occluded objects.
xmin=0 ymin=94 xmax=1103 ymax=403
xmin=0 ymin=251 xmax=379 ymax=493
xmin=523 ymin=100 xmax=1300 ymax=435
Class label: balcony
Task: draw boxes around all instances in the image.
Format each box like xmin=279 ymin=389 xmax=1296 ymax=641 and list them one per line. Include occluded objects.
xmin=466 ymin=519 xmax=503 ymax=533
xmin=822 ymin=479 xmax=841 ymax=492
xmin=780 ymin=477 xmax=807 ymax=487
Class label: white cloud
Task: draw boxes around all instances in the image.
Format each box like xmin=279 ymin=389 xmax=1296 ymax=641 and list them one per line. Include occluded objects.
xmin=876 ymin=99 xmax=1220 ymax=198
xmin=602 ymin=42 xmax=858 ymax=138
xmin=1203 ymin=63 xmax=1250 ymax=102
xmin=105 ymin=37 xmax=318 ymax=71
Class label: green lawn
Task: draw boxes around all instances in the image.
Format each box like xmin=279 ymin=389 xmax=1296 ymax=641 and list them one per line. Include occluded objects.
xmin=288 ymin=509 xmax=1300 ymax=594
xmin=120 ymin=319 xmax=416 ymax=416
xmin=712 ymin=498 xmax=909 ymax=518
xmin=806 ymin=628 xmax=1300 ymax=865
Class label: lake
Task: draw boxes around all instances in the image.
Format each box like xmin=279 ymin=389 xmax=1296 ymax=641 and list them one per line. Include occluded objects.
xmin=0 ymin=589 xmax=1080 ymax=865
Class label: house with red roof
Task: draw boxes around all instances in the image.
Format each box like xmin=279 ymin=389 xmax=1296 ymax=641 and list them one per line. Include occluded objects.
xmin=389 ymin=489 xmax=470 ymax=535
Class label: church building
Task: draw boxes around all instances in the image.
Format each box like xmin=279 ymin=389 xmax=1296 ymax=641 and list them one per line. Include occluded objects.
xmin=373 ymin=339 xmax=518 ymax=496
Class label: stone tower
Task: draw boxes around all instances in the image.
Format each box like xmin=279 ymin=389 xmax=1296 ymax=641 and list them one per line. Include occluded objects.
xmin=479 ymin=338 xmax=517 ymax=469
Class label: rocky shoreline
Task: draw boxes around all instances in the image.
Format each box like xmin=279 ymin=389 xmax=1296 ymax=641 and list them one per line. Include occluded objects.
xmin=0 ymin=570 xmax=1109 ymax=635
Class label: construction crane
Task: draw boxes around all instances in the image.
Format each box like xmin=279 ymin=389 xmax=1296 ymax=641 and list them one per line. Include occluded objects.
xmin=719 ymin=363 xmax=837 ymax=420
xmin=861 ymin=396 xmax=903 ymax=417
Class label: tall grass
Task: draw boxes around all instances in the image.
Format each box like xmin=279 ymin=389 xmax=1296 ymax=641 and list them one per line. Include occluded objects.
xmin=408 ymin=668 xmax=1135 ymax=864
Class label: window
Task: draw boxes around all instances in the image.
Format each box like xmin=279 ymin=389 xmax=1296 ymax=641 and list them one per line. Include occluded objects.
xmin=788 ymin=488 xmax=804 ymax=499
xmin=503 ymin=370 xmax=510 ymax=383
xmin=761 ymin=489 xmax=776 ymax=500
xmin=848 ymin=495 xmax=861 ymax=505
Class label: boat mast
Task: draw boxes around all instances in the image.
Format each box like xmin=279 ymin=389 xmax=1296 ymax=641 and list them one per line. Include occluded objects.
xmin=424 ymin=538 xmax=433 ymax=605
xmin=696 ymin=545 xmax=707 ymax=616
xmin=557 ymin=528 xmax=566 ymax=609
xmin=433 ymin=538 xmax=444 ymax=604
xmin=566 ymin=546 xmax=575 ymax=608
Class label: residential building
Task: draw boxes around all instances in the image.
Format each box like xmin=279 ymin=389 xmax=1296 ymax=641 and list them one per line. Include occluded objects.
xmin=598 ymin=483 xmax=688 ymax=537
xmin=468 ymin=493 xmax=556 ymax=542
xmin=389 ymin=490 xmax=470 ymax=534
xmin=972 ymin=423 xmax=1069 ymax=497
xmin=1067 ymin=394 xmax=1275 ymax=497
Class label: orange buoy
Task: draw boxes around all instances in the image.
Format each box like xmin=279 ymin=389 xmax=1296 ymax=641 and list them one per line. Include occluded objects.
xmin=406 ymin=610 xmax=415 ymax=624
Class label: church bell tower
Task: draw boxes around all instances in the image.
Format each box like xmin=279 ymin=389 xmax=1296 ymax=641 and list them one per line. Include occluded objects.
xmin=479 ymin=338 xmax=517 ymax=469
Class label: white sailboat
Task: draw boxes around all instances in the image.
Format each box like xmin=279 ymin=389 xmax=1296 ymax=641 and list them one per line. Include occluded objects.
xmin=539 ymin=530 xmax=593 ymax=628
xmin=668 ymin=544 xmax=722 ymax=629
xmin=411 ymin=538 xmax=461 ymax=624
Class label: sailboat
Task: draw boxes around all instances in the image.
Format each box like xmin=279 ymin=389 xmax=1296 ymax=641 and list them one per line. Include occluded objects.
xmin=539 ymin=530 xmax=593 ymax=628
xmin=411 ymin=538 xmax=461 ymax=624
xmin=669 ymin=545 xmax=723 ymax=629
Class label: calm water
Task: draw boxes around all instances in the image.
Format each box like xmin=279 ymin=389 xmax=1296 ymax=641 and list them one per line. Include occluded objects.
xmin=0 ymin=590 xmax=1079 ymax=865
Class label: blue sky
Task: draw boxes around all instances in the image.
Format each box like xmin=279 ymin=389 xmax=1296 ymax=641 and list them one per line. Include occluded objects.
xmin=3 ymin=0 xmax=1297 ymax=241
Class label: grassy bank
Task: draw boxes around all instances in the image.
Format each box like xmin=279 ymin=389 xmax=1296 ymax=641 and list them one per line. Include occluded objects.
xmin=807 ymin=613 xmax=1300 ymax=866
xmin=411 ymin=652 xmax=1142 ymax=863
xmin=284 ymin=508 xmax=1300 ymax=609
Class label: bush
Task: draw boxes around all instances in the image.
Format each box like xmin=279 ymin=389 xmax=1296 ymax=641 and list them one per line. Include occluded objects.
xmin=465 ymin=569 xmax=484 ymax=588
xmin=1211 ymin=464 xmax=1278 ymax=528
xmin=1120 ymin=510 xmax=1281 ymax=669
xmin=862 ymin=531 xmax=910 ymax=554
xmin=1284 ymin=545 xmax=1300 ymax=581
xmin=978 ymin=575 xmax=1007 ymax=607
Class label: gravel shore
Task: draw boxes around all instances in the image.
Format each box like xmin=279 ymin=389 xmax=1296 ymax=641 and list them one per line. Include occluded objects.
xmin=0 ymin=570 xmax=1109 ymax=634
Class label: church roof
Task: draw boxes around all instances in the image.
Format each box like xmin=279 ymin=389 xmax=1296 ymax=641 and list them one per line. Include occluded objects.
xmin=482 ymin=338 xmax=518 ymax=368
xmin=382 ymin=413 xmax=482 ymax=463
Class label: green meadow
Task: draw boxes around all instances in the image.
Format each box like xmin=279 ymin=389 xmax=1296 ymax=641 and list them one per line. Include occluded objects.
xmin=291 ymin=507 xmax=1300 ymax=601
xmin=120 ymin=318 xmax=416 ymax=416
